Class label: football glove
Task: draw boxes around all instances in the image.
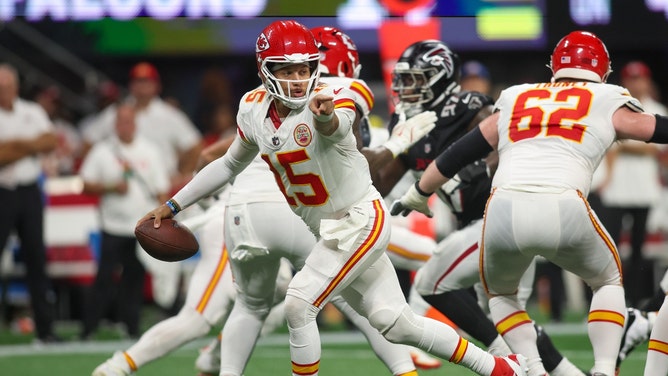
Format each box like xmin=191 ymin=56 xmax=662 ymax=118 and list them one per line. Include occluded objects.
xmin=383 ymin=111 xmax=437 ymax=157
xmin=390 ymin=181 xmax=433 ymax=217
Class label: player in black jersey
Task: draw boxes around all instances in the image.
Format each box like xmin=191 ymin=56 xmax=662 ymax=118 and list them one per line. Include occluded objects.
xmin=374 ymin=39 xmax=590 ymax=376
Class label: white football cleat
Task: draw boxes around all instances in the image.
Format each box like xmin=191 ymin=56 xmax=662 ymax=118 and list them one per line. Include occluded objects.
xmin=409 ymin=347 xmax=442 ymax=369
xmin=91 ymin=351 xmax=133 ymax=376
xmin=195 ymin=337 xmax=221 ymax=375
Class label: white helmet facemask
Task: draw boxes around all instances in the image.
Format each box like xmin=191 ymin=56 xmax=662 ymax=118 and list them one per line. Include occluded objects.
xmin=260 ymin=57 xmax=320 ymax=110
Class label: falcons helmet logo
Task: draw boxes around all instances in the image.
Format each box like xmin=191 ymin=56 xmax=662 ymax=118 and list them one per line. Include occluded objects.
xmin=421 ymin=46 xmax=455 ymax=79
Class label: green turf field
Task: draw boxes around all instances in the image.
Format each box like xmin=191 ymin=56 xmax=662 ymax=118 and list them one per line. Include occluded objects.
xmin=0 ymin=328 xmax=649 ymax=375
xmin=0 ymin=305 xmax=649 ymax=375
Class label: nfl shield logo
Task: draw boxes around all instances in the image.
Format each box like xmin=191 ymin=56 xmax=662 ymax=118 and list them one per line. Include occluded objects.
xmin=272 ymin=136 xmax=280 ymax=146
xmin=234 ymin=216 xmax=240 ymax=225
xmin=424 ymin=143 xmax=431 ymax=153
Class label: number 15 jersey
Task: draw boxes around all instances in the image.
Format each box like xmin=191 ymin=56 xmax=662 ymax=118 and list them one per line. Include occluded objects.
xmin=235 ymin=85 xmax=380 ymax=234
xmin=492 ymin=81 xmax=643 ymax=196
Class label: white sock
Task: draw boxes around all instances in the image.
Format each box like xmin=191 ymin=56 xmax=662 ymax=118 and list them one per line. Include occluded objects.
xmin=644 ymin=296 xmax=668 ymax=376
xmin=487 ymin=335 xmax=512 ymax=356
xmin=333 ymin=297 xmax=415 ymax=375
xmin=220 ymin=303 xmax=266 ymax=375
xmin=288 ymin=319 xmax=321 ymax=376
xmin=125 ymin=307 xmax=210 ymax=368
xmin=489 ymin=295 xmax=546 ymax=376
xmin=550 ymin=358 xmax=586 ymax=376
xmin=588 ymin=285 xmax=625 ymax=376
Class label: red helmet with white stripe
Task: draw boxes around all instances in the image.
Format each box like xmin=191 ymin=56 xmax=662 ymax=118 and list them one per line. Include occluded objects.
xmin=549 ymin=31 xmax=611 ymax=83
xmin=311 ymin=26 xmax=361 ymax=79
xmin=255 ymin=20 xmax=320 ymax=109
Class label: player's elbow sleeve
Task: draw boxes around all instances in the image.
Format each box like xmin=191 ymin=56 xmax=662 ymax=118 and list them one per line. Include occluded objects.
xmin=434 ymin=126 xmax=493 ymax=178
xmin=649 ymin=114 xmax=668 ymax=143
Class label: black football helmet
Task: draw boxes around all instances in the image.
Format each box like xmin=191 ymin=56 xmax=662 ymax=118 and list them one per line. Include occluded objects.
xmin=392 ymin=40 xmax=461 ymax=113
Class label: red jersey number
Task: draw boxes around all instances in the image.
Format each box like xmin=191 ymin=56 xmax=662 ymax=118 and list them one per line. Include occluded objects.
xmin=262 ymin=150 xmax=330 ymax=207
xmin=509 ymin=87 xmax=592 ymax=143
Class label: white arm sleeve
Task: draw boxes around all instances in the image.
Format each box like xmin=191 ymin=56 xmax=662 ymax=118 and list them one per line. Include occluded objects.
xmin=321 ymin=108 xmax=356 ymax=143
xmin=172 ymin=136 xmax=258 ymax=209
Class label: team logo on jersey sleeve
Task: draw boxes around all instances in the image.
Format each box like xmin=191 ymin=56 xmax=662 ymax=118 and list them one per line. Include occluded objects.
xmin=294 ymin=123 xmax=312 ymax=147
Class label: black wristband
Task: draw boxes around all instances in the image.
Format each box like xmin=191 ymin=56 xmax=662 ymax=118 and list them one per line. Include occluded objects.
xmin=434 ymin=126 xmax=493 ymax=178
xmin=649 ymin=114 xmax=668 ymax=143
xmin=414 ymin=181 xmax=433 ymax=197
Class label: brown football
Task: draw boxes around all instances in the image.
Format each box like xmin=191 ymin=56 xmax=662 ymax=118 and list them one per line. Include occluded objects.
xmin=134 ymin=218 xmax=199 ymax=262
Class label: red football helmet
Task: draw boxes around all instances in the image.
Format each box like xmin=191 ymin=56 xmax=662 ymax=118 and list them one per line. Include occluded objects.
xmin=549 ymin=30 xmax=611 ymax=83
xmin=255 ymin=20 xmax=320 ymax=109
xmin=311 ymin=26 xmax=361 ymax=79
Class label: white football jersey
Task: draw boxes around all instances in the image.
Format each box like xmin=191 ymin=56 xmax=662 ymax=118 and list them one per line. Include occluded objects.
xmin=227 ymin=155 xmax=285 ymax=206
xmin=236 ymin=84 xmax=380 ymax=233
xmin=492 ymin=81 xmax=643 ymax=196
xmin=228 ymin=77 xmax=375 ymax=207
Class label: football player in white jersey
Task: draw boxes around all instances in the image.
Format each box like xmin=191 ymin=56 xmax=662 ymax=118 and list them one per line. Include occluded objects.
xmin=311 ymin=25 xmax=442 ymax=370
xmin=90 ymin=163 xmax=293 ymax=376
xmin=140 ymin=20 xmax=527 ymax=376
xmin=199 ymin=26 xmax=440 ymax=376
xmin=194 ymin=26 xmax=440 ymax=376
xmin=392 ymin=30 xmax=668 ymax=376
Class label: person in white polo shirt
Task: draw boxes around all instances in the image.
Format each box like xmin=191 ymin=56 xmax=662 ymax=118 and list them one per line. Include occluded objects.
xmin=79 ymin=102 xmax=170 ymax=340
xmin=81 ymin=62 xmax=203 ymax=312
xmin=0 ymin=63 xmax=59 ymax=343
xmin=82 ymin=62 xmax=202 ymax=193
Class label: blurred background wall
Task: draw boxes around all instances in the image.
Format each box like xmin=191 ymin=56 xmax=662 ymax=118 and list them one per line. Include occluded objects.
xmin=1 ymin=0 xmax=667 ymax=129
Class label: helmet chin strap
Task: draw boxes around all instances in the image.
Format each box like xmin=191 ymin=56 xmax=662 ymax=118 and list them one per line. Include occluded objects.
xmin=446 ymin=82 xmax=461 ymax=95
xmin=430 ymin=82 xmax=460 ymax=108
xmin=280 ymin=98 xmax=307 ymax=110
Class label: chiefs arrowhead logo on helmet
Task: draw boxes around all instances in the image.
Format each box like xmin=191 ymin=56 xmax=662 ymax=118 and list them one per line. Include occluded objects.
xmin=256 ymin=33 xmax=269 ymax=52
xmin=255 ymin=20 xmax=321 ymax=110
